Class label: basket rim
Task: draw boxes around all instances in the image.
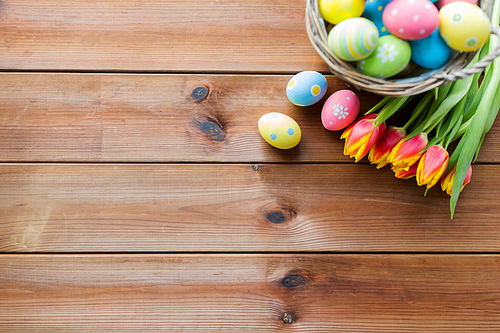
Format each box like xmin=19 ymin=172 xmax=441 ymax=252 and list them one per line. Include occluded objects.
xmin=305 ymin=0 xmax=500 ymax=96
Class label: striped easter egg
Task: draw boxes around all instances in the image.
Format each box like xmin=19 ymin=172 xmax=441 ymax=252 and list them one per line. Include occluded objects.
xmin=328 ymin=17 xmax=379 ymax=62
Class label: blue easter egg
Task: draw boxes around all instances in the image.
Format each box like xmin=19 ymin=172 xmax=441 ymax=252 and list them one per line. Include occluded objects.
xmin=363 ymin=0 xmax=392 ymax=36
xmin=286 ymin=71 xmax=327 ymax=106
xmin=410 ymin=28 xmax=451 ymax=69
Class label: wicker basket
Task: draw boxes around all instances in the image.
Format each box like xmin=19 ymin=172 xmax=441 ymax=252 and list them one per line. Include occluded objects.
xmin=305 ymin=0 xmax=500 ymax=96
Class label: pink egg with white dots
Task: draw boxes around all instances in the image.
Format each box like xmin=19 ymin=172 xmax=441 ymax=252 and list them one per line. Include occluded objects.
xmin=383 ymin=0 xmax=439 ymax=40
xmin=321 ymin=90 xmax=360 ymax=131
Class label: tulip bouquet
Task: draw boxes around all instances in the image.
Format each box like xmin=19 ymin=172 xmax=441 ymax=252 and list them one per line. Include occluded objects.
xmin=341 ymin=1 xmax=500 ymax=217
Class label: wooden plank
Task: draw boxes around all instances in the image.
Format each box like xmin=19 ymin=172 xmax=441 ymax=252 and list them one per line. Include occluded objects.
xmin=1 ymin=73 xmax=499 ymax=163
xmin=0 ymin=73 xmax=378 ymax=162
xmin=1 ymin=163 xmax=499 ymax=253
xmin=1 ymin=254 xmax=500 ymax=332
xmin=0 ymin=0 xmax=327 ymax=73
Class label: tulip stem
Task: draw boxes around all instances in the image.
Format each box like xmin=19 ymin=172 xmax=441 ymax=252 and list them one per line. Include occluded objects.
xmin=365 ymin=96 xmax=392 ymax=115
xmin=375 ymin=96 xmax=413 ymax=126
xmin=403 ymin=91 xmax=433 ymax=130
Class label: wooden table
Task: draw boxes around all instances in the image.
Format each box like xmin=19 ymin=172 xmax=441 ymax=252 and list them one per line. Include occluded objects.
xmin=1 ymin=1 xmax=500 ymax=331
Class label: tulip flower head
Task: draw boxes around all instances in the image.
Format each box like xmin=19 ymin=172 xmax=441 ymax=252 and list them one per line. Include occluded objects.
xmin=416 ymin=144 xmax=449 ymax=189
xmin=341 ymin=114 xmax=386 ymax=162
xmin=441 ymin=163 xmax=473 ymax=195
xmin=387 ymin=132 xmax=428 ymax=171
xmin=368 ymin=126 xmax=406 ymax=169
xmin=392 ymin=162 xmax=419 ymax=179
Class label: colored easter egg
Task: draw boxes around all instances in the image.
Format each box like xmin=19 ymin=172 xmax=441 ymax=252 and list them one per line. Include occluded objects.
xmin=439 ymin=2 xmax=490 ymax=52
xmin=383 ymin=0 xmax=439 ymax=40
xmin=410 ymin=28 xmax=451 ymax=69
xmin=435 ymin=0 xmax=477 ymax=9
xmin=319 ymin=0 xmax=365 ymax=24
xmin=258 ymin=112 xmax=301 ymax=149
xmin=328 ymin=18 xmax=379 ymax=61
xmin=286 ymin=71 xmax=327 ymax=107
xmin=357 ymin=35 xmax=411 ymax=79
xmin=321 ymin=90 xmax=360 ymax=131
xmin=363 ymin=0 xmax=392 ymax=36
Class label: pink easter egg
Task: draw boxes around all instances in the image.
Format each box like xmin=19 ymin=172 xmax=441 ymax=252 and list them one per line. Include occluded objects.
xmin=321 ymin=90 xmax=360 ymax=131
xmin=383 ymin=0 xmax=439 ymax=40
xmin=435 ymin=0 xmax=477 ymax=9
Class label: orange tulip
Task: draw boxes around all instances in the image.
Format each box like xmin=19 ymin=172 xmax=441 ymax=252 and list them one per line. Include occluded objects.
xmin=368 ymin=126 xmax=406 ymax=169
xmin=342 ymin=114 xmax=386 ymax=162
xmin=441 ymin=163 xmax=473 ymax=195
xmin=387 ymin=132 xmax=428 ymax=171
xmin=416 ymin=144 xmax=449 ymax=189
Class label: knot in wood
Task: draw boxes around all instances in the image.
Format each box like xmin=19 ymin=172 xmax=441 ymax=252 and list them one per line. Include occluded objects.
xmin=282 ymin=274 xmax=307 ymax=288
xmin=200 ymin=121 xmax=225 ymax=142
xmin=266 ymin=206 xmax=296 ymax=224
xmin=282 ymin=312 xmax=294 ymax=324
xmin=191 ymin=86 xmax=209 ymax=101
xmin=267 ymin=211 xmax=285 ymax=223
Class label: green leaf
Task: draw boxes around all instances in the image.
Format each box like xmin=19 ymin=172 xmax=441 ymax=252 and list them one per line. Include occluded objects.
xmin=450 ymin=0 xmax=500 ymax=217
xmin=365 ymin=96 xmax=391 ymax=115
xmin=451 ymin=65 xmax=500 ymax=218
xmin=422 ymin=64 xmax=477 ymax=132
xmin=375 ymin=96 xmax=412 ymax=125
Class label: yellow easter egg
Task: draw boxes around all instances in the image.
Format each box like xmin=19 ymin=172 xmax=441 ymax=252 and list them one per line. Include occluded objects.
xmin=258 ymin=113 xmax=301 ymax=149
xmin=319 ymin=0 xmax=365 ymax=25
xmin=439 ymin=2 xmax=490 ymax=51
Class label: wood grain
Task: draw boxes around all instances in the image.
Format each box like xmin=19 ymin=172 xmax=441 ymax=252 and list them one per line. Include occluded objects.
xmin=0 ymin=0 xmax=328 ymax=73
xmin=1 ymin=254 xmax=500 ymax=332
xmin=1 ymin=163 xmax=499 ymax=253
xmin=0 ymin=73 xmax=379 ymax=162
xmin=1 ymin=73 xmax=499 ymax=163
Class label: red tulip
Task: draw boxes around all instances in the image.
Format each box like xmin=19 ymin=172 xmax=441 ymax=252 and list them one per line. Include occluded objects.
xmin=392 ymin=162 xmax=419 ymax=179
xmin=368 ymin=126 xmax=406 ymax=169
xmin=441 ymin=163 xmax=473 ymax=195
xmin=387 ymin=132 xmax=428 ymax=171
xmin=341 ymin=114 xmax=386 ymax=162
xmin=416 ymin=144 xmax=449 ymax=189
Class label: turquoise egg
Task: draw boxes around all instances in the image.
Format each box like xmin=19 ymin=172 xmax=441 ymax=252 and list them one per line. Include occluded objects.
xmin=410 ymin=28 xmax=451 ymax=69
xmin=286 ymin=71 xmax=327 ymax=106
xmin=363 ymin=0 xmax=392 ymax=36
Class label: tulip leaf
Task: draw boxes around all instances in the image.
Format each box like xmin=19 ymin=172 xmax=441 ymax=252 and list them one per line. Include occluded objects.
xmin=473 ymin=75 xmax=500 ymax=162
xmin=365 ymin=96 xmax=392 ymax=115
xmin=375 ymin=96 xmax=412 ymax=125
xmin=429 ymin=94 xmax=467 ymax=148
xmin=405 ymin=91 xmax=433 ymax=131
xmin=422 ymin=61 xmax=477 ymax=133
xmin=451 ymin=56 xmax=500 ymax=219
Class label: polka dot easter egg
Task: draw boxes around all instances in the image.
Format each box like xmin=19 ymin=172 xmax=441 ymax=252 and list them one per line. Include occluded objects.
xmin=319 ymin=0 xmax=365 ymax=24
xmin=383 ymin=0 xmax=439 ymax=40
xmin=363 ymin=0 xmax=392 ymax=37
xmin=258 ymin=113 xmax=301 ymax=149
xmin=439 ymin=2 xmax=490 ymax=52
xmin=321 ymin=90 xmax=360 ymax=131
xmin=286 ymin=71 xmax=327 ymax=107
xmin=357 ymin=35 xmax=411 ymax=79
xmin=328 ymin=17 xmax=379 ymax=61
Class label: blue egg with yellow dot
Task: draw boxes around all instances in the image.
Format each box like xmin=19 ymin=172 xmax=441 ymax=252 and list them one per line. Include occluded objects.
xmin=363 ymin=0 xmax=392 ymax=37
xmin=258 ymin=112 xmax=301 ymax=149
xmin=286 ymin=71 xmax=327 ymax=107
